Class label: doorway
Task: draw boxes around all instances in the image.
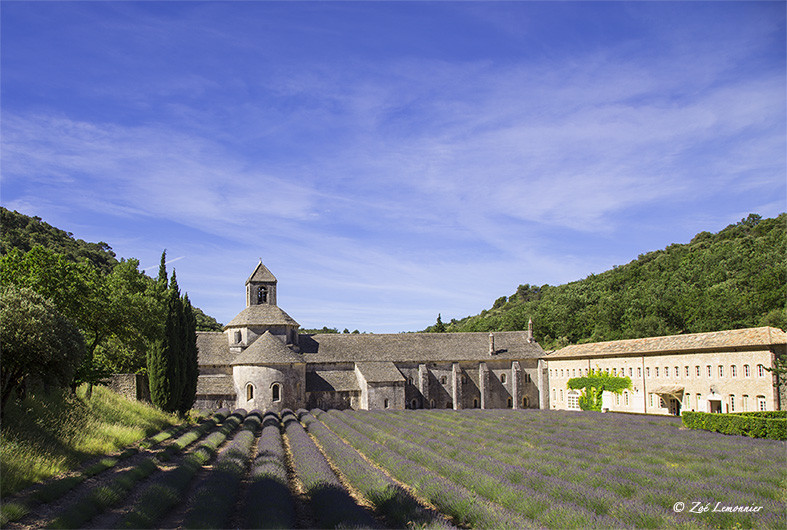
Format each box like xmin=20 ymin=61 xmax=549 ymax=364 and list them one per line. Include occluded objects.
xmin=669 ymin=397 xmax=681 ymax=416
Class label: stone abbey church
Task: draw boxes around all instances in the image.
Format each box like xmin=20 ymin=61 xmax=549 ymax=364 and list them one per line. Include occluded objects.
xmin=195 ymin=261 xmax=547 ymax=412
xmin=194 ymin=261 xmax=786 ymax=414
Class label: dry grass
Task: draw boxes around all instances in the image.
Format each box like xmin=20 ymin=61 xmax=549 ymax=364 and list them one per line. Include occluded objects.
xmin=1 ymin=384 xmax=178 ymax=497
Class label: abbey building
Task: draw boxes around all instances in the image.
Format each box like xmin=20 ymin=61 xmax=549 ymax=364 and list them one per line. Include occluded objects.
xmin=194 ymin=261 xmax=786 ymax=414
xmin=195 ymin=261 xmax=547 ymax=412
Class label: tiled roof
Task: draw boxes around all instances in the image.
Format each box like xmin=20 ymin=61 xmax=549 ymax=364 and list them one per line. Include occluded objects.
xmin=224 ymin=304 xmax=299 ymax=329
xmin=548 ymin=327 xmax=787 ymax=360
xmin=355 ymin=362 xmax=405 ymax=383
xmin=197 ymin=332 xmax=231 ymax=366
xmin=298 ymin=331 xmax=543 ymax=362
xmin=246 ymin=261 xmax=277 ymax=284
xmin=230 ymin=331 xmax=304 ymax=365
xmin=306 ymin=370 xmax=360 ymax=392
xmin=197 ymin=374 xmax=234 ymax=395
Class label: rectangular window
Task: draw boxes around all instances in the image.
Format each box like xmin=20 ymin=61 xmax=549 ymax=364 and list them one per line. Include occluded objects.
xmin=742 ymin=395 xmax=748 ymax=411
xmin=615 ymin=393 xmax=619 ymax=405
xmin=567 ymin=393 xmax=579 ymax=409
xmin=649 ymin=393 xmax=653 ymax=407
xmin=758 ymin=364 xmax=765 ymax=377
xmin=685 ymin=394 xmax=690 ymax=407
xmin=731 ymin=365 xmax=737 ymax=377
xmin=696 ymin=365 xmax=700 ymax=377
xmin=612 ymin=368 xmax=617 ymax=376
xmin=685 ymin=366 xmax=689 ymax=377
xmin=559 ymin=389 xmax=563 ymax=401
xmin=646 ymin=367 xmax=650 ymax=378
xmin=674 ymin=366 xmax=679 ymax=377
xmin=637 ymin=367 xmax=641 ymax=378
xmin=665 ymin=366 xmax=669 ymax=377
xmin=655 ymin=367 xmax=659 ymax=377
xmin=719 ymin=365 xmax=723 ymax=378
xmin=707 ymin=365 xmax=712 ymax=377
xmin=744 ymin=364 xmax=750 ymax=377
xmin=624 ymin=392 xmax=629 ymax=405
xmin=730 ymin=395 xmax=735 ymax=412
xmin=629 ymin=367 xmax=633 ymax=377
xmin=758 ymin=396 xmax=766 ymax=411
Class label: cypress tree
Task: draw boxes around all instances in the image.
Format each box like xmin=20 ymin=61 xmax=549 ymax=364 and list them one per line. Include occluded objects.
xmin=157 ymin=249 xmax=168 ymax=286
xmin=178 ymin=295 xmax=199 ymax=415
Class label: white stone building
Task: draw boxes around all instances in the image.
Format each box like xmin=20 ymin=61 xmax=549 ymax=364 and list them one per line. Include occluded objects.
xmin=546 ymin=328 xmax=787 ymax=415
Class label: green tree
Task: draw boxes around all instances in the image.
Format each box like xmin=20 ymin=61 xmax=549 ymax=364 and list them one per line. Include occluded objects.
xmin=157 ymin=249 xmax=168 ymax=286
xmin=0 ymin=285 xmax=85 ymax=413
xmin=567 ymin=369 xmax=632 ymax=411
xmin=178 ymin=295 xmax=199 ymax=415
xmin=434 ymin=314 xmax=446 ymax=333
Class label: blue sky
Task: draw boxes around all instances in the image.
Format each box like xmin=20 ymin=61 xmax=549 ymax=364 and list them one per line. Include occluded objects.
xmin=2 ymin=1 xmax=785 ymax=333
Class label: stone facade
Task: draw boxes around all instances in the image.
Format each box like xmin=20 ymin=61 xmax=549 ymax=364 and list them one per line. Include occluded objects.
xmin=195 ymin=261 xmax=546 ymax=412
xmin=546 ymin=328 xmax=787 ymax=415
xmin=192 ymin=261 xmax=786 ymax=415
xmin=107 ymin=373 xmax=150 ymax=402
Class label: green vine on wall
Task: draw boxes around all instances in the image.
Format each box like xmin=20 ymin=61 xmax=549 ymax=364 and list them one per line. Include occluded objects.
xmin=567 ymin=369 xmax=632 ymax=411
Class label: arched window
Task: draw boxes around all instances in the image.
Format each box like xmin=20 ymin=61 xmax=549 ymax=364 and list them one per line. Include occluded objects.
xmin=522 ymin=396 xmax=528 ymax=408
xmin=473 ymin=398 xmax=479 ymax=408
xmin=257 ymin=286 xmax=267 ymax=304
xmin=440 ymin=375 xmax=447 ymax=385
xmin=507 ymin=397 xmax=513 ymax=408
xmin=246 ymin=383 xmax=254 ymax=401
xmin=384 ymin=398 xmax=389 ymax=409
xmin=501 ymin=373 xmax=507 ymax=384
xmin=430 ymin=399 xmax=435 ymax=409
xmin=744 ymin=364 xmax=750 ymax=377
xmin=271 ymin=383 xmax=281 ymax=402
xmin=757 ymin=364 xmax=765 ymax=377
xmin=410 ymin=399 xmax=418 ymax=409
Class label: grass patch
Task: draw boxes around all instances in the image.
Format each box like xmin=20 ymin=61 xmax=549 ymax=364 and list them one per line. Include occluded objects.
xmin=1 ymin=384 xmax=179 ymax=497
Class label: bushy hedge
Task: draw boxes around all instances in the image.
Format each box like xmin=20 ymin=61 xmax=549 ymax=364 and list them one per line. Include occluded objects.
xmin=682 ymin=411 xmax=786 ymax=440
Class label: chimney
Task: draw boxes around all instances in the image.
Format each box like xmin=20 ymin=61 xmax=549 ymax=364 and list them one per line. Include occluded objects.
xmin=489 ymin=332 xmax=495 ymax=355
xmin=527 ymin=318 xmax=534 ymax=343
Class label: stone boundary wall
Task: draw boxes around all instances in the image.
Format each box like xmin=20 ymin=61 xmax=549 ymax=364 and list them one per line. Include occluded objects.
xmin=107 ymin=373 xmax=150 ymax=402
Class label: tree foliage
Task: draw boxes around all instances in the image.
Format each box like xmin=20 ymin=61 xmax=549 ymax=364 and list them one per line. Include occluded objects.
xmin=567 ymin=370 xmax=632 ymax=411
xmin=0 ymin=285 xmax=85 ymax=412
xmin=0 ymin=209 xmax=213 ymax=412
xmin=437 ymin=213 xmax=786 ymax=349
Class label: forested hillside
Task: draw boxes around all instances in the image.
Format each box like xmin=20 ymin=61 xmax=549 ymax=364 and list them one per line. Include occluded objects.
xmin=0 ymin=208 xmax=222 ymax=400
xmin=428 ymin=214 xmax=786 ymax=349
xmin=0 ymin=208 xmax=222 ymax=332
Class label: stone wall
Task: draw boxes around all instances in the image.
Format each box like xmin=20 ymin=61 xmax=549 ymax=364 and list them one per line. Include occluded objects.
xmin=107 ymin=374 xmax=150 ymax=402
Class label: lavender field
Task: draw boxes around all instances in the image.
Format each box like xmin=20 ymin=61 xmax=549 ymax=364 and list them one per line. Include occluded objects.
xmin=2 ymin=408 xmax=784 ymax=529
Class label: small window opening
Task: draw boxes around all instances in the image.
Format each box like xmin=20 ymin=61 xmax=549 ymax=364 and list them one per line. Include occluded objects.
xmin=501 ymin=373 xmax=507 ymax=384
xmin=257 ymin=286 xmax=268 ymax=304
xmin=246 ymin=384 xmax=254 ymax=401
xmin=272 ymin=383 xmax=281 ymax=402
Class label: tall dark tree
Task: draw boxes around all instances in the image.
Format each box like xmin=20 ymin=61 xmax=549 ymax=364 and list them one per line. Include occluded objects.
xmin=148 ymin=279 xmax=183 ymax=413
xmin=434 ymin=313 xmax=446 ymax=333
xmin=157 ymin=249 xmax=168 ymax=286
xmin=178 ymin=295 xmax=199 ymax=415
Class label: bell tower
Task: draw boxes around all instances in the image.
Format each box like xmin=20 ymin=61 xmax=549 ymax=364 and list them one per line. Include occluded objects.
xmin=245 ymin=259 xmax=278 ymax=307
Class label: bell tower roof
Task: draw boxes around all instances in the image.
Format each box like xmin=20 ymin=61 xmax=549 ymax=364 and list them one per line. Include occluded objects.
xmin=246 ymin=260 xmax=277 ymax=285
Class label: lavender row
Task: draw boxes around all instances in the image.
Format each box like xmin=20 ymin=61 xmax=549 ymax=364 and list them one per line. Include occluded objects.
xmin=318 ymin=410 xmax=537 ymax=529
xmin=21 ymin=410 xmax=229 ymax=529
xmin=182 ymin=411 xmax=263 ymax=529
xmin=242 ymin=412 xmax=295 ymax=529
xmin=396 ymin=410 xmax=784 ymax=500
xmin=116 ymin=409 xmax=246 ymax=529
xmin=281 ymin=409 xmax=376 ymax=529
xmin=331 ymin=410 xmax=630 ymax=529
xmin=351 ymin=410 xmax=785 ymax=529
xmin=299 ymin=409 xmax=453 ymax=529
xmin=361 ymin=410 xmax=781 ymax=527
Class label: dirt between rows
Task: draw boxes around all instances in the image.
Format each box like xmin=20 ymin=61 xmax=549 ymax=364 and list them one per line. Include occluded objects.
xmin=5 ymin=415 xmax=443 ymax=529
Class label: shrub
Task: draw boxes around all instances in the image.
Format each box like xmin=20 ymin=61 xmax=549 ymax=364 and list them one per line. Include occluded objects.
xmin=681 ymin=411 xmax=786 ymax=440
